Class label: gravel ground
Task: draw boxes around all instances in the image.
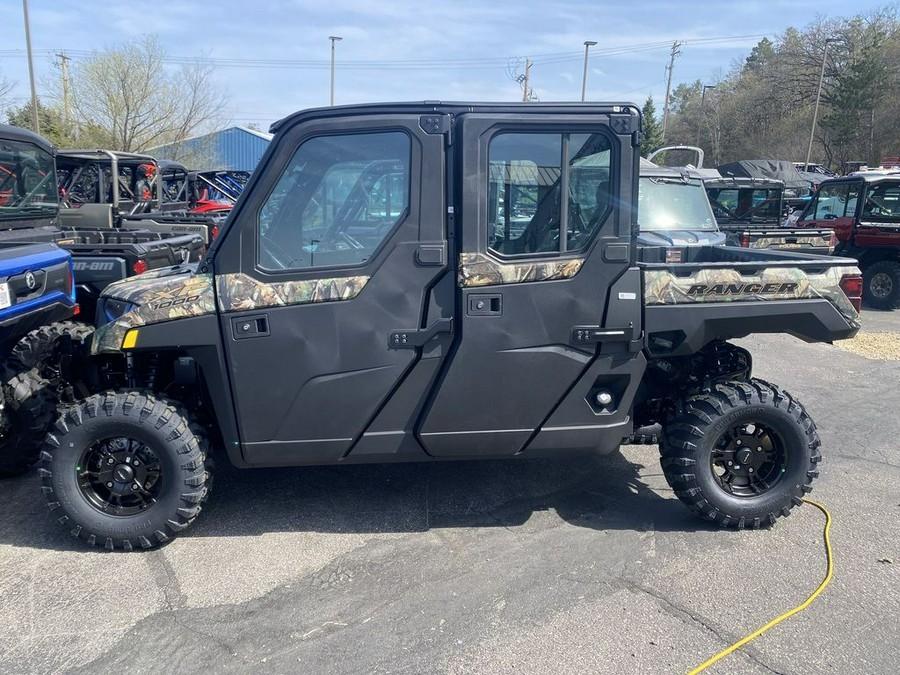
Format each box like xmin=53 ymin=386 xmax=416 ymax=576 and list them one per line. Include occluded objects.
xmin=835 ymin=308 xmax=900 ymax=359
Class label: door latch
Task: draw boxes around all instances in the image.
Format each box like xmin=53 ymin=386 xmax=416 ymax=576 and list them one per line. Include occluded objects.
xmin=571 ymin=323 xmax=641 ymax=351
xmin=232 ymin=315 xmax=269 ymax=340
xmin=389 ymin=318 xmax=452 ymax=348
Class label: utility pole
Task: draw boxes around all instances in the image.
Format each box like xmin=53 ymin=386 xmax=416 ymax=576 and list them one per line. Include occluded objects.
xmin=522 ymin=58 xmax=532 ymax=102
xmin=329 ymin=36 xmax=342 ymax=107
xmin=695 ymin=84 xmax=716 ymax=146
xmin=56 ymin=51 xmax=71 ymax=127
xmin=661 ymin=40 xmax=682 ymax=141
xmin=22 ymin=0 xmax=40 ymax=134
xmin=805 ymin=38 xmax=839 ymax=167
xmin=581 ymin=41 xmax=597 ymax=102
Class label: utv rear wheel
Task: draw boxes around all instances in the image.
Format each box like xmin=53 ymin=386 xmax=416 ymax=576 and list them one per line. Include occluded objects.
xmin=660 ymin=379 xmax=820 ymax=528
xmin=863 ymin=260 xmax=900 ymax=310
xmin=40 ymin=392 xmax=210 ymax=550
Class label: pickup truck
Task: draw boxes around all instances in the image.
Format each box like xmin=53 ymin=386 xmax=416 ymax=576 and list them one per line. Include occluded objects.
xmin=0 ymin=126 xmax=206 ymax=321
xmin=795 ymin=171 xmax=900 ymax=308
xmin=704 ymin=176 xmax=836 ymax=254
xmin=27 ymin=102 xmax=861 ymax=551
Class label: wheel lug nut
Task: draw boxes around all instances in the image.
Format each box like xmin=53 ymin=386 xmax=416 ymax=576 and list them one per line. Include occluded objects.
xmin=133 ymin=460 xmax=140 ymax=467
xmin=107 ymin=458 xmax=115 ymax=465
xmin=132 ymin=484 xmax=140 ymax=491
xmin=727 ymin=461 xmax=733 ymax=466
xmin=106 ymin=482 xmax=113 ymax=488
xmin=748 ymin=468 xmax=754 ymax=473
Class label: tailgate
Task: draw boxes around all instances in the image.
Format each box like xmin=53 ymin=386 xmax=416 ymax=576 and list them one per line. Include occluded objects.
xmin=740 ymin=229 xmax=835 ymax=254
xmin=139 ymin=234 xmax=205 ymax=269
xmin=641 ymin=246 xmax=861 ymax=325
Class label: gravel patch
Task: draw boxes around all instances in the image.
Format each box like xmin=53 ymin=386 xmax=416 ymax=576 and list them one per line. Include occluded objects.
xmin=835 ymin=331 xmax=900 ymax=360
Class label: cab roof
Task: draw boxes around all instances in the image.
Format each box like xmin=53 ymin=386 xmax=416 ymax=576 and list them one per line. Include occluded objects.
xmin=271 ymin=101 xmax=640 ymax=134
xmin=0 ymin=124 xmax=55 ymax=154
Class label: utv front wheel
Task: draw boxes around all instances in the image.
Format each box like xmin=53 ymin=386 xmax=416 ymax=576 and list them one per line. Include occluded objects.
xmin=40 ymin=392 xmax=210 ymax=550
xmin=863 ymin=260 xmax=900 ymax=310
xmin=660 ymin=380 xmax=820 ymax=528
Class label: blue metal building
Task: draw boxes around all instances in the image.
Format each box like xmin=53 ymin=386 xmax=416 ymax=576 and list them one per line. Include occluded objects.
xmin=149 ymin=126 xmax=272 ymax=171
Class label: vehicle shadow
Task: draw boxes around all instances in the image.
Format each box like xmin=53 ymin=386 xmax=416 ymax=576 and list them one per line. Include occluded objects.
xmin=0 ymin=448 xmax=714 ymax=552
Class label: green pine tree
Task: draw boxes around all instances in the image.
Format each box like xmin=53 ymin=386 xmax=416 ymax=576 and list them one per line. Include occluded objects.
xmin=641 ymin=95 xmax=663 ymax=158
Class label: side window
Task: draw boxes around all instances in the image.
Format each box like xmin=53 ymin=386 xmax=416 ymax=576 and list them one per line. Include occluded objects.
xmin=812 ymin=183 xmax=849 ymax=219
xmin=487 ymin=132 xmax=612 ymax=257
xmin=862 ymin=183 xmax=900 ymax=219
xmin=258 ymin=131 xmax=410 ymax=272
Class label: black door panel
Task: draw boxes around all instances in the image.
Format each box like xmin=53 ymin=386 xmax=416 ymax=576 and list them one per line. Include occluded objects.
xmin=218 ymin=115 xmax=450 ymax=466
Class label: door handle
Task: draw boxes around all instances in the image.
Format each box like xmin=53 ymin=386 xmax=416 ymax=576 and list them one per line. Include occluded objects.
xmin=389 ymin=318 xmax=452 ymax=348
xmin=232 ymin=314 xmax=269 ymax=339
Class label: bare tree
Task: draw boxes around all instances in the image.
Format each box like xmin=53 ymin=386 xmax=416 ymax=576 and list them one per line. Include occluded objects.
xmin=0 ymin=69 xmax=16 ymax=114
xmin=63 ymin=36 xmax=228 ymax=152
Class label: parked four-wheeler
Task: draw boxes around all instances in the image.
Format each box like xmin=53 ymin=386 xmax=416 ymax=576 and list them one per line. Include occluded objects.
xmin=21 ymin=102 xmax=865 ymax=551
xmin=0 ymin=125 xmax=84 ymax=476
xmin=795 ymin=172 xmax=900 ymax=309
xmin=718 ymin=159 xmax=814 ymax=210
xmin=704 ymin=176 xmax=836 ymax=254
xmin=56 ymin=149 xmax=219 ymax=245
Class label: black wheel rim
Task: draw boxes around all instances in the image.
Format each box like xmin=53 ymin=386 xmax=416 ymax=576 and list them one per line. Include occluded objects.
xmin=710 ymin=422 xmax=787 ymax=498
xmin=870 ymin=272 xmax=893 ymax=299
xmin=77 ymin=437 xmax=162 ymax=516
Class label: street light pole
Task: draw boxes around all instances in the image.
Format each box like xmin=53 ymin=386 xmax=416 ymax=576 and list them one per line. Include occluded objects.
xmin=695 ymin=84 xmax=716 ymax=146
xmin=329 ymin=35 xmax=343 ymax=107
xmin=805 ymin=38 xmax=838 ymax=167
xmin=22 ymin=0 xmax=40 ymax=134
xmin=581 ymin=41 xmax=597 ymax=102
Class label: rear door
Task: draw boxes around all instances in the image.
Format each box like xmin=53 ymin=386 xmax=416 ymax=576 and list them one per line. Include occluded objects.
xmin=418 ymin=110 xmax=643 ymax=457
xmin=217 ymin=113 xmax=451 ymax=465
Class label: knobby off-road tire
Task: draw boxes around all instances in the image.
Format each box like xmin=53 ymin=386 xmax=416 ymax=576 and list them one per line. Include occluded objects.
xmin=40 ymin=392 xmax=211 ymax=550
xmin=660 ymin=379 xmax=820 ymax=529
xmin=0 ymin=369 xmax=56 ymax=478
xmin=9 ymin=321 xmax=95 ymax=372
xmin=863 ymin=260 xmax=900 ymax=310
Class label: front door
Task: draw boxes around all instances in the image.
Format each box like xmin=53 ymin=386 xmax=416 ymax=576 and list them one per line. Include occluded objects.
xmin=218 ymin=114 xmax=451 ymax=465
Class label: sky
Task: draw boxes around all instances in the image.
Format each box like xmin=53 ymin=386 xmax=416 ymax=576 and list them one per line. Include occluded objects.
xmin=0 ymin=0 xmax=892 ymax=132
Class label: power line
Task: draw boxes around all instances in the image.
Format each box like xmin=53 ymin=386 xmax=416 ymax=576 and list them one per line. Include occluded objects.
xmin=0 ymin=34 xmax=771 ymax=72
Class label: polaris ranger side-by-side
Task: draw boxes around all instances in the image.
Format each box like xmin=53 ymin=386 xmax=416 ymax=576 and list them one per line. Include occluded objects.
xmin=30 ymin=103 xmax=862 ymax=551
xmin=796 ymin=172 xmax=900 ymax=309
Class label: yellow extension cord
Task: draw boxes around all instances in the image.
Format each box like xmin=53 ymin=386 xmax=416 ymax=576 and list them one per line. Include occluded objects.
xmin=688 ymin=498 xmax=834 ymax=675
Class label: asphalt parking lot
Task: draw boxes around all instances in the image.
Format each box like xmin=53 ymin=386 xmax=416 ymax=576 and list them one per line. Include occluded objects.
xmin=1 ymin=310 xmax=898 ymax=675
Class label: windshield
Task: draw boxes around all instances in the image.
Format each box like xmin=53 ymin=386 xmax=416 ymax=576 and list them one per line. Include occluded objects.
xmin=0 ymin=138 xmax=59 ymax=220
xmin=638 ymin=176 xmax=717 ymax=232
xmin=706 ymin=186 xmax=782 ymax=222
